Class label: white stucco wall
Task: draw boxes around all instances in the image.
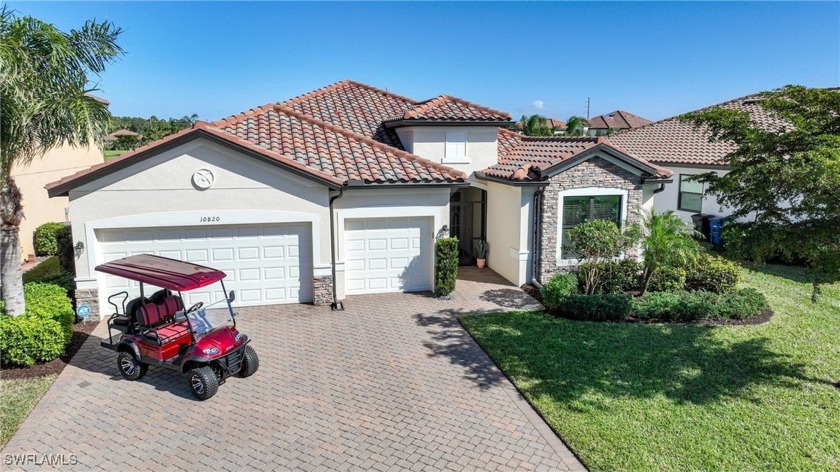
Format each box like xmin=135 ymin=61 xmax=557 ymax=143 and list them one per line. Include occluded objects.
xmin=332 ymin=187 xmax=451 ymax=299
xmin=66 ymin=139 xmax=332 ymax=285
xmin=484 ymin=182 xmax=534 ymax=286
xmin=394 ymin=126 xmax=499 ymax=177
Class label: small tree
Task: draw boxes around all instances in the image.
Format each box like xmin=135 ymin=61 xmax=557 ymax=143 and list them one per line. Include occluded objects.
xmin=681 ymin=85 xmax=840 ymax=300
xmin=639 ymin=210 xmax=700 ymax=295
xmin=566 ymin=116 xmax=588 ymax=136
xmin=568 ymin=220 xmax=640 ymax=295
xmin=517 ymin=115 xmax=557 ymax=137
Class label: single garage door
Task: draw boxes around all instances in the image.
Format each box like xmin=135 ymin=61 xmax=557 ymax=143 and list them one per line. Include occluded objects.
xmin=344 ymin=217 xmax=432 ymax=295
xmin=97 ymin=223 xmax=313 ymax=307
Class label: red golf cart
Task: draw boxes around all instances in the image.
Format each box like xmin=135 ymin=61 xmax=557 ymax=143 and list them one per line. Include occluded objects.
xmin=97 ymin=254 xmax=258 ymax=400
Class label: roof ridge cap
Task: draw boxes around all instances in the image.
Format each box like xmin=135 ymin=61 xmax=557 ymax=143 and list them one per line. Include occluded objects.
xmin=273 ymin=105 xmax=466 ymax=180
xmin=342 ymin=79 xmax=419 ymax=105
xmin=211 ymin=103 xmax=277 ymax=127
xmin=280 ymin=79 xmax=419 ymax=107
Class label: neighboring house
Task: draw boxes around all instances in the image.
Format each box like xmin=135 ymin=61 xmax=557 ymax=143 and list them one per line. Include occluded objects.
xmin=586 ymin=110 xmax=652 ymax=136
xmin=608 ymin=93 xmax=780 ymax=221
xmin=11 ymin=96 xmax=109 ymax=262
xmin=546 ymin=118 xmax=567 ymax=135
xmin=47 ymin=80 xmax=672 ymax=313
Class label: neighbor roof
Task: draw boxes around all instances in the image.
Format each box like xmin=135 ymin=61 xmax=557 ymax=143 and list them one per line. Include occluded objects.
xmin=586 ymin=110 xmax=652 ymax=131
xmin=480 ymin=129 xmax=671 ymax=182
xmin=384 ymin=95 xmax=512 ymax=127
xmin=608 ymin=94 xmax=788 ymax=167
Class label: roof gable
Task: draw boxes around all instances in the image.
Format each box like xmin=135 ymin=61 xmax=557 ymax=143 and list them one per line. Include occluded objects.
xmin=479 ymin=129 xmax=671 ymax=183
xmin=587 ymin=110 xmax=652 ymax=130
xmin=384 ymin=94 xmax=512 ymax=127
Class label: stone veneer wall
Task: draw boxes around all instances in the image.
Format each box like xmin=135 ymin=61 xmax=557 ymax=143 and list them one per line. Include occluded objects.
xmin=539 ymin=157 xmax=644 ymax=283
xmin=74 ymin=288 xmax=100 ymax=321
xmin=312 ymin=275 xmax=333 ymax=306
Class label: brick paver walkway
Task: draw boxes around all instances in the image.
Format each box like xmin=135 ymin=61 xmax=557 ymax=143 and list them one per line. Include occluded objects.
xmin=2 ymin=269 xmax=584 ymax=471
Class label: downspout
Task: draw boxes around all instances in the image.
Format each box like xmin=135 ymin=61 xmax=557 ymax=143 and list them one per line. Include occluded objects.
xmin=329 ymin=186 xmax=345 ymax=311
xmin=531 ymin=186 xmax=546 ymax=288
xmin=653 ymin=182 xmax=666 ymax=194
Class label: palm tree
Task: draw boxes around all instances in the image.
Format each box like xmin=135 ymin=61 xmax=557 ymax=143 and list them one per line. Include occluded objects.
xmin=0 ymin=8 xmax=122 ymax=315
xmin=517 ymin=115 xmax=557 ymax=136
xmin=639 ymin=209 xmax=701 ymax=295
xmin=565 ymin=116 xmax=588 ymax=136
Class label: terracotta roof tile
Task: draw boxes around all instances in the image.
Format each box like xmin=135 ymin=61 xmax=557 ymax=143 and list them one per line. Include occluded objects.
xmin=391 ymin=95 xmax=511 ymax=123
xmin=586 ymin=110 xmax=652 ymax=130
xmin=483 ymin=129 xmax=670 ymax=181
xmin=277 ymin=80 xmax=417 ymax=148
xmin=608 ymin=94 xmax=788 ymax=166
xmin=216 ymin=105 xmax=465 ymax=184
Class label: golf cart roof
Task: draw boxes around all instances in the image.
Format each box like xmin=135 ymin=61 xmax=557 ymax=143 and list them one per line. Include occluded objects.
xmin=95 ymin=254 xmax=226 ymax=291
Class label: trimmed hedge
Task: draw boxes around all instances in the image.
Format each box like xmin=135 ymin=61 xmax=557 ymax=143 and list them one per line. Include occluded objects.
xmin=0 ymin=282 xmax=75 ymax=367
xmin=56 ymin=224 xmax=75 ymax=274
xmin=648 ymin=265 xmax=687 ymax=293
xmin=435 ymin=237 xmax=459 ymax=296
xmin=554 ymin=294 xmax=633 ymax=321
xmin=541 ymin=273 xmax=578 ymax=309
xmin=24 ymin=283 xmax=75 ymax=343
xmin=552 ymin=288 xmax=769 ymax=323
xmin=685 ymin=253 xmax=741 ymax=293
xmin=33 ymin=222 xmax=67 ymax=256
xmin=0 ymin=315 xmax=66 ymax=367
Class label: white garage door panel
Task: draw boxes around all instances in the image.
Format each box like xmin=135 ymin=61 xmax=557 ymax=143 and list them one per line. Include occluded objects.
xmin=97 ymin=223 xmax=313 ymax=307
xmin=345 ymin=217 xmax=432 ymax=295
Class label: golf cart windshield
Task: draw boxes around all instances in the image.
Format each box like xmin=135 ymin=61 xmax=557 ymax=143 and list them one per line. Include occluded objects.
xmin=187 ymin=297 xmax=234 ymax=338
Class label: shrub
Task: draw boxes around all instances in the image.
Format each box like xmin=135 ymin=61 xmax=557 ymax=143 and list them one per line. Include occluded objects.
xmin=554 ymin=293 xmax=633 ymax=321
xmin=56 ymin=225 xmax=76 ymax=274
xmin=599 ymin=259 xmax=642 ymax=294
xmin=648 ymin=266 xmax=687 ymax=293
xmin=633 ymin=292 xmax=681 ymax=319
xmin=0 ymin=315 xmax=66 ymax=367
xmin=33 ymin=222 xmax=67 ymax=256
xmin=435 ymin=237 xmax=459 ymax=296
xmin=23 ymin=283 xmax=75 ymax=344
xmin=685 ymin=253 xmax=741 ymax=293
xmin=567 ymin=220 xmax=640 ymax=294
xmin=541 ymin=272 xmax=578 ymax=309
xmin=671 ymin=291 xmax=720 ymax=321
xmin=719 ymin=288 xmax=769 ymax=319
xmin=640 ymin=210 xmax=700 ymax=294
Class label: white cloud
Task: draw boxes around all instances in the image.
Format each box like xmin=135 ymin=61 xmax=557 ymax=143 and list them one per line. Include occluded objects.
xmin=531 ymin=100 xmax=545 ymax=110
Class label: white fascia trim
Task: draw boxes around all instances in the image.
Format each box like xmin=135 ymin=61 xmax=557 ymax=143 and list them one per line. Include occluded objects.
xmin=556 ymin=187 xmax=629 ymax=267
xmin=84 ymin=209 xmax=322 ymax=282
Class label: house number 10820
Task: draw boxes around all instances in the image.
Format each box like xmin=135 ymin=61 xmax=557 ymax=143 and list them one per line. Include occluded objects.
xmin=200 ymin=216 xmax=220 ymax=223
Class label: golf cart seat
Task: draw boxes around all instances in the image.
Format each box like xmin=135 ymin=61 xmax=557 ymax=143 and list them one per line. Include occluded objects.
xmin=138 ymin=296 xmax=190 ymax=345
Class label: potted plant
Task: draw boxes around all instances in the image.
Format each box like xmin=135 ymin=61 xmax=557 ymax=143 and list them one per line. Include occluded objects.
xmin=474 ymin=240 xmax=489 ymax=269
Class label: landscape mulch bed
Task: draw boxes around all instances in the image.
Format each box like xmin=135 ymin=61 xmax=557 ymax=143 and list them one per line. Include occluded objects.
xmin=521 ymin=283 xmax=773 ymax=326
xmin=1 ymin=321 xmax=97 ymax=380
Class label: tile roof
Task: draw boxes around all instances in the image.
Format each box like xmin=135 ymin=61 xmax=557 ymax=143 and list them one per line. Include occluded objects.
xmin=214 ymin=105 xmax=465 ymax=184
xmin=608 ymin=94 xmax=788 ymax=166
xmin=481 ymin=129 xmax=671 ymax=181
xmin=586 ymin=110 xmax=652 ymax=130
xmin=388 ymin=95 xmax=512 ymax=124
xmin=277 ymin=80 xmax=416 ymax=148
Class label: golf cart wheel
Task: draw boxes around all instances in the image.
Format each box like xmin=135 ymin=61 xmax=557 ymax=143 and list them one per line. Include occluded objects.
xmin=117 ymin=352 xmax=147 ymax=380
xmin=187 ymin=366 xmax=219 ymax=401
xmin=238 ymin=346 xmax=259 ymax=378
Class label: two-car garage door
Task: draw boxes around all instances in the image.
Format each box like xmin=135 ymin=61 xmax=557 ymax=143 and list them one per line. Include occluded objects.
xmin=97 ymin=223 xmax=313 ymax=307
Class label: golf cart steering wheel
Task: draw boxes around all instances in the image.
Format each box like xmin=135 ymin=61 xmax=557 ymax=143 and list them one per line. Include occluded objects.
xmin=186 ymin=302 xmax=204 ymax=314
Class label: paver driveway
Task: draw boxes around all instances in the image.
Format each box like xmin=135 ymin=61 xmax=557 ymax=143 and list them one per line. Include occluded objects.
xmin=3 ymin=269 xmax=584 ymax=471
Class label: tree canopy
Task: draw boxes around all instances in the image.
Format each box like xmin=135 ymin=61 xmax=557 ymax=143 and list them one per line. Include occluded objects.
xmin=681 ymin=85 xmax=840 ymax=299
xmin=517 ymin=115 xmax=557 ymax=136
xmin=0 ymin=8 xmax=122 ymax=315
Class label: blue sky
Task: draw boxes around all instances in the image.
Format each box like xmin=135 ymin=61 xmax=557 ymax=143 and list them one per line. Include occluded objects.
xmin=10 ymin=1 xmax=839 ymax=122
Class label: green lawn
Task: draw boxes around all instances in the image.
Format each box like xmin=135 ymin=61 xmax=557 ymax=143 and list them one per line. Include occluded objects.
xmin=0 ymin=375 xmax=56 ymax=447
xmin=103 ymin=149 xmax=128 ymax=161
xmin=461 ymin=266 xmax=840 ymax=472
